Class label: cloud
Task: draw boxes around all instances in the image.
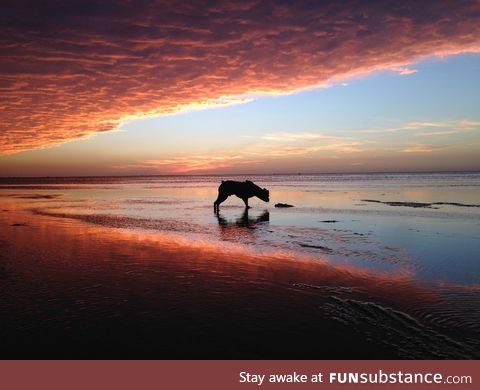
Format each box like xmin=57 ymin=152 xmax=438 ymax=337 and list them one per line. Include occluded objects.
xmin=151 ymin=156 xmax=245 ymax=172
xmin=402 ymin=145 xmax=437 ymax=153
xmin=260 ymin=132 xmax=342 ymax=142
xmin=117 ymin=155 xmax=263 ymax=174
xmin=415 ymin=130 xmax=459 ymax=137
xmin=460 ymin=120 xmax=480 ymax=126
xmin=356 ymin=119 xmax=480 ymax=134
xmin=393 ymin=67 xmax=418 ymax=75
xmin=121 ymin=130 xmax=368 ymax=173
xmin=1 ymin=0 xmax=480 ymax=154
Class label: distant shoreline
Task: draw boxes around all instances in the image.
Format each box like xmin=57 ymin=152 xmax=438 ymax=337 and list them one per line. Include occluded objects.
xmin=1 ymin=170 xmax=480 ymax=181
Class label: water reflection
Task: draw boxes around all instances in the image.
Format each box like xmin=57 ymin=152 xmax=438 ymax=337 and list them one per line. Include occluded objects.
xmin=216 ymin=209 xmax=269 ymax=228
xmin=215 ymin=209 xmax=269 ymax=242
xmin=1 ymin=176 xmax=480 ymax=359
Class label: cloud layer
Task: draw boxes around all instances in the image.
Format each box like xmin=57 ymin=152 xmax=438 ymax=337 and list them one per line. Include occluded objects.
xmin=111 ymin=119 xmax=479 ymax=174
xmin=1 ymin=0 xmax=480 ymax=154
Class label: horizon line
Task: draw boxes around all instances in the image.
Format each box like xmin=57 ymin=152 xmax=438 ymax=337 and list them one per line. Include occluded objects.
xmin=1 ymin=169 xmax=480 ymax=180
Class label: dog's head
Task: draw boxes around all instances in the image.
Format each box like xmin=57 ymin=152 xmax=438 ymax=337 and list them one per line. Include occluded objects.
xmin=258 ymin=188 xmax=269 ymax=202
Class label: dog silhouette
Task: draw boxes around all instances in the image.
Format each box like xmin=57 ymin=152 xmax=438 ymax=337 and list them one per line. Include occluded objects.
xmin=214 ymin=180 xmax=269 ymax=211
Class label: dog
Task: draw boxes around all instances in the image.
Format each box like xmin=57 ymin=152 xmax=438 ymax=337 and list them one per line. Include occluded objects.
xmin=214 ymin=180 xmax=269 ymax=211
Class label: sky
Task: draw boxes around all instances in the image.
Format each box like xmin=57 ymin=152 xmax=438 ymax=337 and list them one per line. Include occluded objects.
xmin=1 ymin=0 xmax=480 ymax=176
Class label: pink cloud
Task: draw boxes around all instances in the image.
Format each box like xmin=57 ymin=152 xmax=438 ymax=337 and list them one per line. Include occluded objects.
xmin=395 ymin=67 xmax=418 ymax=75
xmin=402 ymin=145 xmax=439 ymax=153
xmin=1 ymin=0 xmax=480 ymax=154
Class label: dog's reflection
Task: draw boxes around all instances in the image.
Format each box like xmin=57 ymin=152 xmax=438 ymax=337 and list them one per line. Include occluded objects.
xmin=215 ymin=209 xmax=269 ymax=240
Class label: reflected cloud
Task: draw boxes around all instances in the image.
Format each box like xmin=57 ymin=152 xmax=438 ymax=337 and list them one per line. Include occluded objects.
xmin=2 ymin=188 xmax=480 ymax=358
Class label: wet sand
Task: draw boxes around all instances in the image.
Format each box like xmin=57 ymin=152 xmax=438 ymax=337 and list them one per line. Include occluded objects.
xmin=1 ymin=174 xmax=480 ymax=358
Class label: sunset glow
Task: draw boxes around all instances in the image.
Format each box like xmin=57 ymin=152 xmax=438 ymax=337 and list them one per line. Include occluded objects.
xmin=1 ymin=1 xmax=480 ymax=175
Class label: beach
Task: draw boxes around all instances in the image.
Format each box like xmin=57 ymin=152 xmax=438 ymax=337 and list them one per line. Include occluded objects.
xmin=1 ymin=173 xmax=479 ymax=358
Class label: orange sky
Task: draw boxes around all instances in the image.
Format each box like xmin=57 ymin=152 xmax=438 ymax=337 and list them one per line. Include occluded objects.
xmin=1 ymin=1 xmax=480 ymax=175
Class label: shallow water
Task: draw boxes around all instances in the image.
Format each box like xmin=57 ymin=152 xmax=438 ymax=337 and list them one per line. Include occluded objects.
xmin=1 ymin=173 xmax=479 ymax=358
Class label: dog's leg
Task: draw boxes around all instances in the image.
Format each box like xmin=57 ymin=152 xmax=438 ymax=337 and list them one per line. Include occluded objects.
xmin=242 ymin=197 xmax=250 ymax=209
xmin=214 ymin=192 xmax=228 ymax=211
